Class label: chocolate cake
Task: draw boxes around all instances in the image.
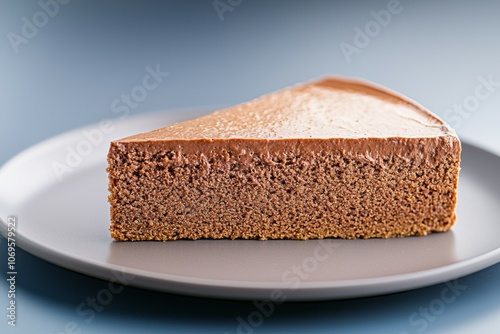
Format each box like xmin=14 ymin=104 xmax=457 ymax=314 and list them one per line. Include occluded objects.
xmin=107 ymin=77 xmax=461 ymax=241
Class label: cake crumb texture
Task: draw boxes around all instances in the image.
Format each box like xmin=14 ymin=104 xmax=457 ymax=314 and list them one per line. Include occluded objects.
xmin=108 ymin=138 xmax=460 ymax=241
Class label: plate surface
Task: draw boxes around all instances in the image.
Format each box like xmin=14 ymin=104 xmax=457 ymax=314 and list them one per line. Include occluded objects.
xmin=1 ymin=107 xmax=500 ymax=301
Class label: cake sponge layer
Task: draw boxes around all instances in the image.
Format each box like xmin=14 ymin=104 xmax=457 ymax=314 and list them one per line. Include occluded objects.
xmin=108 ymin=138 xmax=460 ymax=241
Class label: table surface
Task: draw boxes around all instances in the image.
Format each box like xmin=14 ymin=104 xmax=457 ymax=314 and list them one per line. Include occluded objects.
xmin=1 ymin=1 xmax=500 ymax=333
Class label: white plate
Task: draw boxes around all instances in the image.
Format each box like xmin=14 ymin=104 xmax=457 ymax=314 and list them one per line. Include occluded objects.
xmin=1 ymin=107 xmax=500 ymax=301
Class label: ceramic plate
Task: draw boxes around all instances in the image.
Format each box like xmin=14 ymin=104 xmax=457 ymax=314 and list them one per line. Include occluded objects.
xmin=1 ymin=107 xmax=499 ymax=301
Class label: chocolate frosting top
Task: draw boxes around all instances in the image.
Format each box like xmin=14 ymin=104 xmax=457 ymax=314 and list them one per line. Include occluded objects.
xmin=121 ymin=77 xmax=457 ymax=141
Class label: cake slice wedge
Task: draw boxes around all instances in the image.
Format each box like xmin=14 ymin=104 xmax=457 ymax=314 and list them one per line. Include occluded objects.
xmin=107 ymin=77 xmax=461 ymax=241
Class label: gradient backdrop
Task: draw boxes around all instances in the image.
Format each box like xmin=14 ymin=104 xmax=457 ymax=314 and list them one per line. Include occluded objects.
xmin=1 ymin=1 xmax=500 ymax=333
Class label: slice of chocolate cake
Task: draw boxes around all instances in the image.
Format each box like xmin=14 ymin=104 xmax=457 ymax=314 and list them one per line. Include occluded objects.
xmin=107 ymin=77 xmax=461 ymax=241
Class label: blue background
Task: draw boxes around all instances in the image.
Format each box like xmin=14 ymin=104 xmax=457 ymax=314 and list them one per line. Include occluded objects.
xmin=1 ymin=0 xmax=500 ymax=333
